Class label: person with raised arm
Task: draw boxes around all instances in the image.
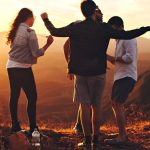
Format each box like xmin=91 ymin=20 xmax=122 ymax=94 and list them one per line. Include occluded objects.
xmin=63 ymin=6 xmax=103 ymax=134
xmin=41 ymin=0 xmax=150 ymax=148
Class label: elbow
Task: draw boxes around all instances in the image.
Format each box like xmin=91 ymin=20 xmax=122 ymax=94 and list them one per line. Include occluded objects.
xmin=32 ymin=52 xmax=38 ymax=58
xmin=47 ymin=28 xmax=57 ymax=36
xmin=122 ymin=55 xmax=133 ymax=64
xmin=127 ymin=56 xmax=134 ymax=64
xmin=125 ymin=58 xmax=133 ymax=64
xmin=32 ymin=51 xmax=43 ymax=58
xmin=50 ymin=31 xmax=56 ymax=36
xmin=128 ymin=60 xmax=133 ymax=64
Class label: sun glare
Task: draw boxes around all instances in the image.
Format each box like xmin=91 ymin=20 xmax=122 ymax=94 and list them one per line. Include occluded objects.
xmin=0 ymin=0 xmax=149 ymax=38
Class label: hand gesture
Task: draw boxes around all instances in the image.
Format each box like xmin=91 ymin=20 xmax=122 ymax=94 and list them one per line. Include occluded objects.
xmin=41 ymin=12 xmax=48 ymax=20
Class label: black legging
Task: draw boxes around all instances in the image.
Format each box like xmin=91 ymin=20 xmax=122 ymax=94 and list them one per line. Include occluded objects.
xmin=7 ymin=68 xmax=37 ymax=130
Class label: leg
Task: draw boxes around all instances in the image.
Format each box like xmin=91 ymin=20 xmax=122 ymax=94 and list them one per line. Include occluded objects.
xmin=74 ymin=76 xmax=92 ymax=147
xmin=112 ymin=101 xmax=127 ymax=140
xmin=110 ymin=77 xmax=136 ymax=141
xmin=92 ymin=103 xmax=101 ymax=136
xmin=77 ymin=105 xmax=81 ymax=125
xmin=73 ymin=105 xmax=83 ymax=133
xmin=78 ymin=102 xmax=92 ymax=147
xmin=21 ymin=68 xmax=37 ymax=131
xmin=80 ymin=103 xmax=91 ymax=137
xmin=75 ymin=104 xmax=92 ymax=133
xmin=88 ymin=75 xmax=106 ymax=135
xmin=8 ymin=69 xmax=22 ymax=131
xmin=87 ymin=75 xmax=106 ymax=144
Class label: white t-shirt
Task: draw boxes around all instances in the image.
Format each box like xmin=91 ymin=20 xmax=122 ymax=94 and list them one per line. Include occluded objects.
xmin=114 ymin=39 xmax=138 ymax=82
xmin=7 ymin=59 xmax=32 ymax=68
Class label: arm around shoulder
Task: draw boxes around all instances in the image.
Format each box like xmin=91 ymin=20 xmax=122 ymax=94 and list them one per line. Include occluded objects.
xmin=105 ymin=24 xmax=150 ymax=40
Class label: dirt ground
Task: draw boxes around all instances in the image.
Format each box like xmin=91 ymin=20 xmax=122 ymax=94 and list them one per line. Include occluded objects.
xmin=1 ymin=121 xmax=150 ymax=150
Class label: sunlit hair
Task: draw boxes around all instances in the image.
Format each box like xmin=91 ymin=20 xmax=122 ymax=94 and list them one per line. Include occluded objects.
xmin=7 ymin=8 xmax=33 ymax=45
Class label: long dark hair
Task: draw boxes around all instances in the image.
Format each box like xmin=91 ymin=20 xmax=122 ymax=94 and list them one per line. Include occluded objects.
xmin=7 ymin=8 xmax=33 ymax=45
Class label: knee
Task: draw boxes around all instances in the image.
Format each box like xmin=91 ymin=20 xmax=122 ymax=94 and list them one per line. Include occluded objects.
xmin=112 ymin=101 xmax=123 ymax=112
xmin=92 ymin=102 xmax=101 ymax=110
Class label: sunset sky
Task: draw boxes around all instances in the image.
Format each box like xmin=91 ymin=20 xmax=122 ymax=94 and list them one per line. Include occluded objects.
xmin=0 ymin=0 xmax=150 ymax=38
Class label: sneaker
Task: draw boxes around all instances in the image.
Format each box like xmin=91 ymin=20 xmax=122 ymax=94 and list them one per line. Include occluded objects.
xmin=73 ymin=123 xmax=83 ymax=134
xmin=78 ymin=136 xmax=92 ymax=148
xmin=27 ymin=126 xmax=40 ymax=139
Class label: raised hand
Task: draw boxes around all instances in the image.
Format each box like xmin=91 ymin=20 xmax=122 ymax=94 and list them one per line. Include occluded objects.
xmin=41 ymin=12 xmax=48 ymax=20
xmin=42 ymin=35 xmax=54 ymax=51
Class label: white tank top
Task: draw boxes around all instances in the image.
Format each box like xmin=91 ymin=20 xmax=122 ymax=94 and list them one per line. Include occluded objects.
xmin=6 ymin=59 xmax=32 ymax=69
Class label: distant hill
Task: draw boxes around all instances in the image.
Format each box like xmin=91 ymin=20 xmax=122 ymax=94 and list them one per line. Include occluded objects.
xmin=128 ymin=71 xmax=150 ymax=105
xmin=1 ymin=31 xmax=150 ymax=54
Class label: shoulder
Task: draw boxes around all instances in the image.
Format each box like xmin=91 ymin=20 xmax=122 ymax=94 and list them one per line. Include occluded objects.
xmin=27 ymin=28 xmax=35 ymax=33
xmin=123 ymin=39 xmax=137 ymax=50
xmin=27 ymin=28 xmax=36 ymax=36
xmin=27 ymin=28 xmax=36 ymax=35
xmin=99 ymin=22 xmax=113 ymax=31
xmin=74 ymin=20 xmax=82 ymax=24
xmin=17 ymin=24 xmax=27 ymax=34
xmin=101 ymin=22 xmax=110 ymax=27
xmin=17 ymin=24 xmax=35 ymax=35
xmin=123 ymin=38 xmax=137 ymax=45
xmin=71 ymin=20 xmax=82 ymax=26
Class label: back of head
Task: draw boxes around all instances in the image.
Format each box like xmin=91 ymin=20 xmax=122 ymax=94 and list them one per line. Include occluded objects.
xmin=81 ymin=0 xmax=97 ymax=18
xmin=108 ymin=16 xmax=124 ymax=28
xmin=7 ymin=8 xmax=33 ymax=44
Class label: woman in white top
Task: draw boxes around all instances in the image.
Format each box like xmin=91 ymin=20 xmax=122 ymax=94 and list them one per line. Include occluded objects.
xmin=7 ymin=8 xmax=54 ymax=135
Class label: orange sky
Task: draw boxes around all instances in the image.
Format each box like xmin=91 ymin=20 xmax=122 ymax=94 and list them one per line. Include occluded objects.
xmin=0 ymin=0 xmax=150 ymax=38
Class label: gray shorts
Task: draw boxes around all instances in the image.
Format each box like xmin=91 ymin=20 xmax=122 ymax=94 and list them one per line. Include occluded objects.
xmin=73 ymin=74 xmax=106 ymax=105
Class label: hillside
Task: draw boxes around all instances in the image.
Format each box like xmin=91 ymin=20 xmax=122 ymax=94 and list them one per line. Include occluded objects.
xmin=1 ymin=121 xmax=149 ymax=150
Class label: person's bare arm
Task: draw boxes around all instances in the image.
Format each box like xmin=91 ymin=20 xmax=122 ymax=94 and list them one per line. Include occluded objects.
xmin=63 ymin=38 xmax=71 ymax=63
xmin=107 ymin=54 xmax=115 ymax=64
xmin=63 ymin=38 xmax=75 ymax=80
xmin=107 ymin=54 xmax=132 ymax=64
xmin=42 ymin=36 xmax=54 ymax=51
xmin=115 ymin=57 xmax=126 ymax=64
